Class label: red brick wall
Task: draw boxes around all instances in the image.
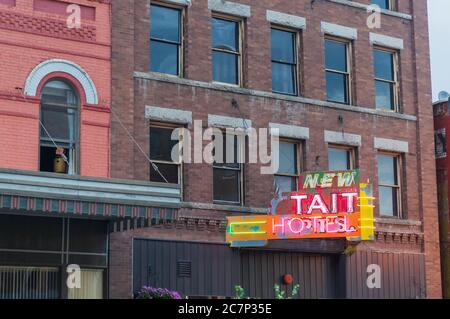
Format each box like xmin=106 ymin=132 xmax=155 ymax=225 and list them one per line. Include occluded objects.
xmin=110 ymin=0 xmax=442 ymax=298
xmin=0 ymin=0 xmax=111 ymax=177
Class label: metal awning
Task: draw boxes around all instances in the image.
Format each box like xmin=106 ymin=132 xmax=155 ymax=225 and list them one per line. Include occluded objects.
xmin=0 ymin=169 xmax=181 ymax=221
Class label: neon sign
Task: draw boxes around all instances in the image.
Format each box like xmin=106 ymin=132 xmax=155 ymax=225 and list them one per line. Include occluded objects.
xmin=226 ymin=170 xmax=375 ymax=247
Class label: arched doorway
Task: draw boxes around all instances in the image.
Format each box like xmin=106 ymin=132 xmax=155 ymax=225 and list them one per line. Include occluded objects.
xmin=39 ymin=79 xmax=79 ymax=174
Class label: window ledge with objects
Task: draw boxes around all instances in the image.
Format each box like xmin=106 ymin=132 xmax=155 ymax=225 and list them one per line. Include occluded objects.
xmin=135 ymin=71 xmax=417 ymax=122
xmin=326 ymin=0 xmax=412 ymax=20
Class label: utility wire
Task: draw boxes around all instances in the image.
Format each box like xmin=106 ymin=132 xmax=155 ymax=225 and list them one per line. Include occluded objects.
xmin=19 ymin=90 xmax=69 ymax=165
xmin=110 ymin=108 xmax=169 ymax=183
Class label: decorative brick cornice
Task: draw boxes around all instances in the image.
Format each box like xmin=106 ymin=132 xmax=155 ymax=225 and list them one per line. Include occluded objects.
xmin=0 ymin=9 xmax=96 ymax=43
xmin=176 ymin=216 xmax=228 ymax=232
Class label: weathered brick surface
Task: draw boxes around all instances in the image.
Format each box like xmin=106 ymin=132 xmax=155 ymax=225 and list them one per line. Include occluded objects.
xmin=108 ymin=0 xmax=440 ymax=298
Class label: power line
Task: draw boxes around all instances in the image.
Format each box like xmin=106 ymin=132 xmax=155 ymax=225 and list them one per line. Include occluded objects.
xmin=19 ymin=90 xmax=69 ymax=165
xmin=110 ymin=108 xmax=169 ymax=183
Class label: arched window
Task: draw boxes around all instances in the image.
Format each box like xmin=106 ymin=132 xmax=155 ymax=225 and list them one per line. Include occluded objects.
xmin=39 ymin=80 xmax=79 ymax=174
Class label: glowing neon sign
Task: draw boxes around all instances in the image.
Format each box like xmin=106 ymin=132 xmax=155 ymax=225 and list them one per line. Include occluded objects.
xmin=226 ymin=170 xmax=375 ymax=247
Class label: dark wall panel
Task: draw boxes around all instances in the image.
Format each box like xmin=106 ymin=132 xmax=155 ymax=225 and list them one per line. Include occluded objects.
xmin=240 ymin=250 xmax=340 ymax=299
xmin=133 ymin=239 xmax=241 ymax=298
xmin=133 ymin=238 xmax=342 ymax=299
xmin=346 ymin=251 xmax=426 ymax=299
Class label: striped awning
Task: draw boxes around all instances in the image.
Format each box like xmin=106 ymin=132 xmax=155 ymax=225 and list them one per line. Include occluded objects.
xmin=0 ymin=194 xmax=178 ymax=221
xmin=0 ymin=169 xmax=181 ymax=222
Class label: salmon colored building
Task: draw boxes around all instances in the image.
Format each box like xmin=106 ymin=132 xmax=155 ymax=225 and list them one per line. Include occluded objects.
xmin=0 ymin=0 xmax=181 ymax=299
xmin=0 ymin=0 xmax=110 ymax=176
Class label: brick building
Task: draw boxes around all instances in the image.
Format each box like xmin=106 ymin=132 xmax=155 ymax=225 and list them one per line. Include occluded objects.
xmin=433 ymin=99 xmax=449 ymax=298
xmin=0 ymin=0 xmax=180 ymax=299
xmin=109 ymin=0 xmax=442 ymax=299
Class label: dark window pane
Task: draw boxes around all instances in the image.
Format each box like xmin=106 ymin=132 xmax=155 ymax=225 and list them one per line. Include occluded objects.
xmin=150 ymin=41 xmax=179 ymax=75
xmin=326 ymin=71 xmax=348 ymax=103
xmin=213 ymin=168 xmax=240 ymax=203
xmin=328 ymin=148 xmax=350 ymax=171
xmin=40 ymin=146 xmax=71 ymax=173
xmin=274 ymin=176 xmax=297 ymax=194
xmin=374 ymin=50 xmax=394 ymax=80
xmin=69 ymin=219 xmax=107 ymax=254
xmin=272 ymin=62 xmax=296 ymax=95
xmin=371 ymin=0 xmax=390 ymax=10
xmin=379 ymin=186 xmax=398 ymax=216
xmin=271 ymin=29 xmax=295 ymax=63
xmin=325 ymin=40 xmax=347 ymax=72
xmin=212 ymin=51 xmax=238 ymax=84
xmin=150 ymin=5 xmax=180 ymax=42
xmin=277 ymin=142 xmax=297 ymax=175
xmin=41 ymin=106 xmax=76 ymax=141
xmin=212 ymin=18 xmax=238 ymax=51
xmin=150 ymin=163 xmax=179 ymax=184
xmin=214 ymin=134 xmax=239 ymax=167
xmin=41 ymin=80 xmax=78 ymax=106
xmin=150 ymin=127 xmax=178 ymax=162
xmin=375 ymin=80 xmax=394 ymax=110
xmin=378 ymin=155 xmax=397 ymax=185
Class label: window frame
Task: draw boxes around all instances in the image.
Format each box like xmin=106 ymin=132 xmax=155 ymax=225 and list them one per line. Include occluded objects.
xmin=373 ymin=46 xmax=400 ymax=112
xmin=211 ymin=13 xmax=243 ymax=87
xmin=149 ymin=2 xmax=184 ymax=77
xmin=377 ymin=152 xmax=403 ymax=218
xmin=270 ymin=25 xmax=300 ymax=96
xmin=327 ymin=144 xmax=357 ymax=171
xmin=212 ymin=130 xmax=244 ymax=206
xmin=324 ymin=36 xmax=353 ymax=105
xmin=372 ymin=0 xmax=397 ymax=11
xmin=274 ymin=138 xmax=303 ymax=193
xmin=38 ymin=80 xmax=80 ymax=175
xmin=149 ymin=122 xmax=183 ymax=187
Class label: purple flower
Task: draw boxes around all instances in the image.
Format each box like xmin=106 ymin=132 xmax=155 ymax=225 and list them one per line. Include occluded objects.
xmin=136 ymin=286 xmax=183 ymax=299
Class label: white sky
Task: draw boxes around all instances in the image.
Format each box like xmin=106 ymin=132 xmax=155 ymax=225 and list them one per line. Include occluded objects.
xmin=428 ymin=0 xmax=450 ymax=101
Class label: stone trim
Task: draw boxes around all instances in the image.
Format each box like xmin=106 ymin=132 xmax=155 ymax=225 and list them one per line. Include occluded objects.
xmin=134 ymin=72 xmax=418 ymax=122
xmin=25 ymin=59 xmax=98 ymax=104
xmin=208 ymin=114 xmax=252 ymax=129
xmin=324 ymin=130 xmax=361 ymax=146
xmin=160 ymin=0 xmax=191 ymax=6
xmin=370 ymin=32 xmax=404 ymax=50
xmin=326 ymin=0 xmax=412 ymax=20
xmin=181 ymin=201 xmax=267 ymax=214
xmin=266 ymin=10 xmax=306 ymax=29
xmin=321 ymin=21 xmax=358 ymax=40
xmin=208 ymin=0 xmax=251 ymax=17
xmin=374 ymin=137 xmax=409 ymax=153
xmin=269 ymin=123 xmax=310 ymax=140
xmin=145 ymin=105 xmax=192 ymax=125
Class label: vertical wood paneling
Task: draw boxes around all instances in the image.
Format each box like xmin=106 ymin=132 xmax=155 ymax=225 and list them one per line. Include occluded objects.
xmin=345 ymin=250 xmax=426 ymax=299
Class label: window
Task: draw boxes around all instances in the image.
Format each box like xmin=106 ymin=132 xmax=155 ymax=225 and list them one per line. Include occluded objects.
xmin=328 ymin=146 xmax=356 ymax=171
xmin=271 ymin=28 xmax=298 ymax=95
xmin=325 ymin=38 xmax=351 ymax=104
xmin=371 ymin=0 xmax=394 ymax=10
xmin=374 ymin=48 xmax=399 ymax=111
xmin=39 ymin=80 xmax=79 ymax=175
xmin=149 ymin=125 xmax=181 ymax=184
xmin=213 ymin=133 xmax=243 ymax=204
xmin=377 ymin=154 xmax=402 ymax=217
xmin=150 ymin=4 xmax=182 ymax=75
xmin=212 ymin=17 xmax=241 ymax=85
xmin=275 ymin=141 xmax=300 ymax=194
